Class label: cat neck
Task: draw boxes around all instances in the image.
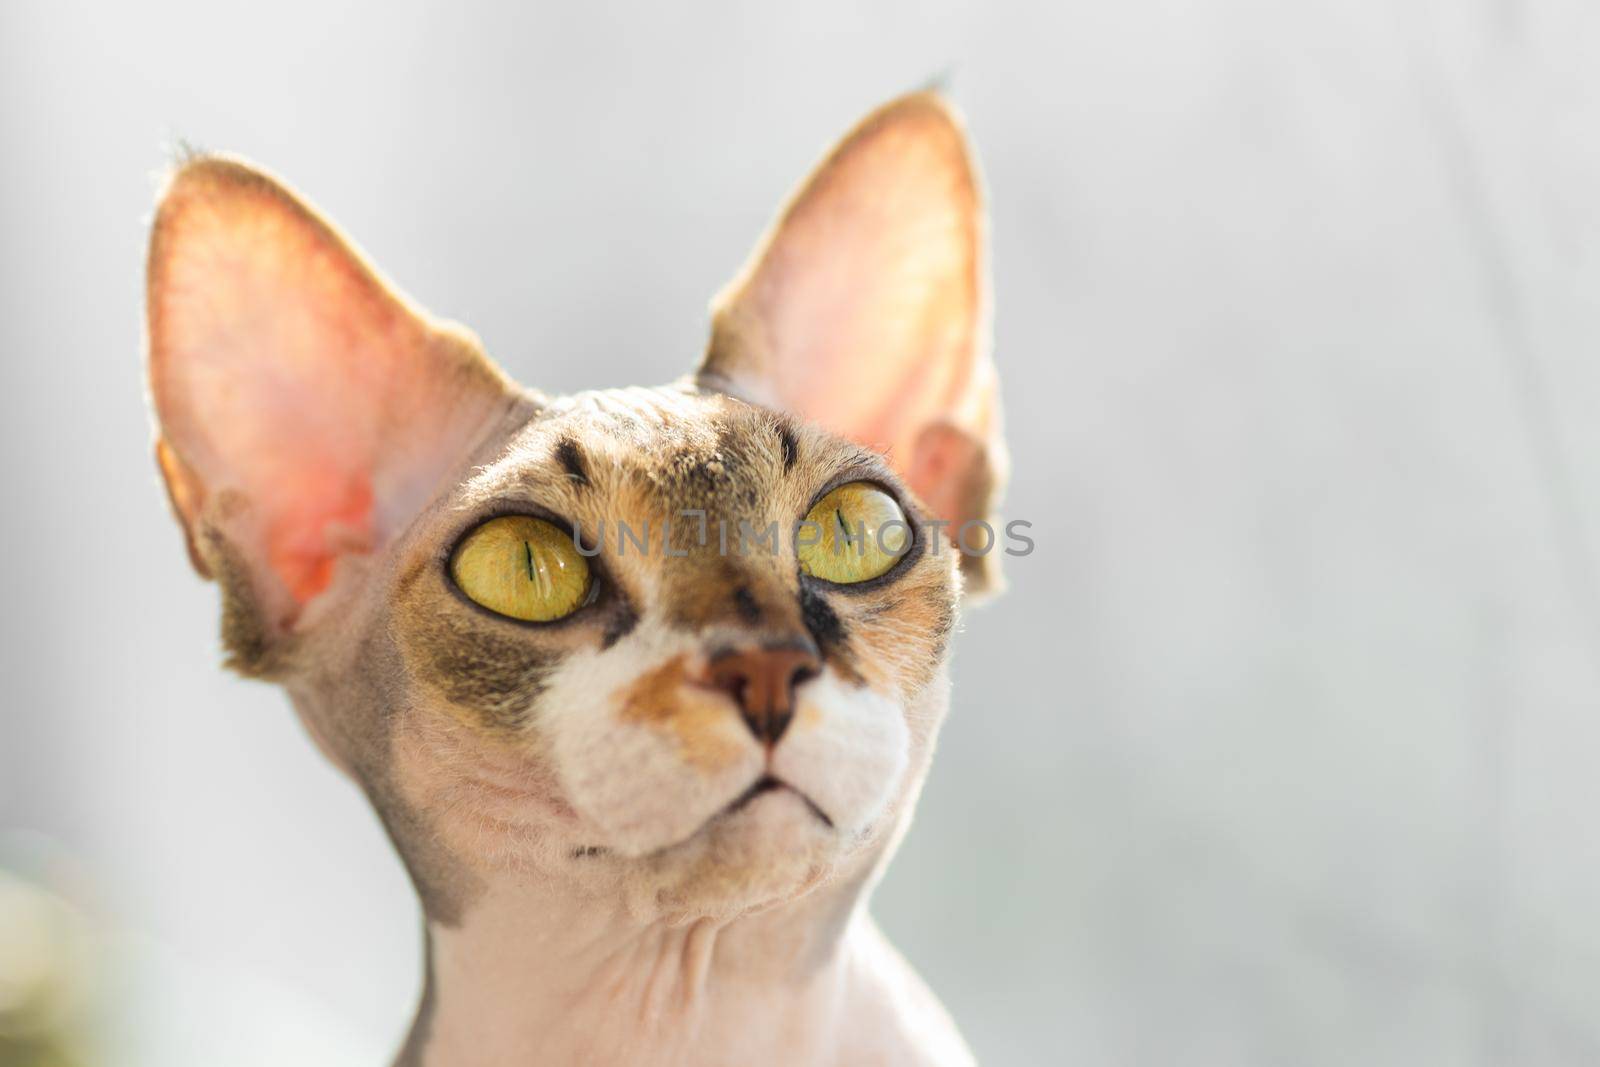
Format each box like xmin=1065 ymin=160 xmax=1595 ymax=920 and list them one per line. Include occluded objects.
xmin=398 ymin=865 xmax=902 ymax=1066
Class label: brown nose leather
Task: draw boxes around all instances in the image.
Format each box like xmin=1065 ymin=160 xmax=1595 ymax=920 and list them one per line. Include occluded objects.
xmin=708 ymin=644 xmax=821 ymax=745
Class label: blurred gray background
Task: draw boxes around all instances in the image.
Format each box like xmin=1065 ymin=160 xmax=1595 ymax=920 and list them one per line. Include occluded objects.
xmin=4 ymin=1 xmax=1600 ymax=1063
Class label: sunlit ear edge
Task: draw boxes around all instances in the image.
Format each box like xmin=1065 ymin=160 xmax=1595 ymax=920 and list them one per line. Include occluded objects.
xmin=143 ymin=153 xmax=526 ymax=665
xmin=699 ymin=90 xmax=987 ymax=398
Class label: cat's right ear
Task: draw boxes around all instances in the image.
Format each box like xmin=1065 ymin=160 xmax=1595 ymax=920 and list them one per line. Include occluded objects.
xmin=146 ymin=156 xmax=520 ymax=670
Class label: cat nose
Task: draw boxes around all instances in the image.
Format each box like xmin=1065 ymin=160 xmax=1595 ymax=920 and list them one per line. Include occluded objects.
xmin=707 ymin=642 xmax=821 ymax=745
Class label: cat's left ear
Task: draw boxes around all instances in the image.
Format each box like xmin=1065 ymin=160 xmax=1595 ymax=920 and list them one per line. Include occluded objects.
xmin=699 ymin=91 xmax=1006 ymax=596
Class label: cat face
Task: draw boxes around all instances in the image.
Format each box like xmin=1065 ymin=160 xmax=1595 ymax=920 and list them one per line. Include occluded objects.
xmin=146 ymin=93 xmax=1005 ymax=921
xmin=378 ymin=387 xmax=959 ymax=915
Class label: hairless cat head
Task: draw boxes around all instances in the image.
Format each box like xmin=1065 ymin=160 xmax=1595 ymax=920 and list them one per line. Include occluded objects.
xmin=146 ymin=92 xmax=1005 ymax=930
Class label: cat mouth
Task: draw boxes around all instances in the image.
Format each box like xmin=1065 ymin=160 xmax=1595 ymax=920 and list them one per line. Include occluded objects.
xmin=570 ymin=775 xmax=835 ymax=861
xmin=720 ymin=774 xmax=834 ymax=828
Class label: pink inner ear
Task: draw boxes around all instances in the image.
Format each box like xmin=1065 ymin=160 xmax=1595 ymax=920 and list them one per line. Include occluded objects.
xmin=154 ymin=216 xmax=407 ymax=607
xmin=266 ymin=475 xmax=373 ymax=604
xmin=757 ymin=133 xmax=979 ymax=468
xmin=149 ymin=158 xmax=509 ymax=621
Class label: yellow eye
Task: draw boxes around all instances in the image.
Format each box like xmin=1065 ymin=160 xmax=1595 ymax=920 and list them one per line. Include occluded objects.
xmin=798 ymin=482 xmax=911 ymax=585
xmin=450 ymin=516 xmax=592 ymax=622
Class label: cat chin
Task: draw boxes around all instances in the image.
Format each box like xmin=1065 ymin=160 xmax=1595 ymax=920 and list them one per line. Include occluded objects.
xmin=616 ymin=789 xmax=847 ymax=918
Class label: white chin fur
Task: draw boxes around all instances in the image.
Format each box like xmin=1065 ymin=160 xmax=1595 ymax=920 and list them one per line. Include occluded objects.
xmin=772 ymin=671 xmax=909 ymax=838
xmin=551 ymin=702 xmax=764 ymax=857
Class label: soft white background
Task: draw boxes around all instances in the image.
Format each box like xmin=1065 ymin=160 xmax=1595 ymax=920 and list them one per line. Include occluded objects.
xmin=4 ymin=1 xmax=1600 ymax=1063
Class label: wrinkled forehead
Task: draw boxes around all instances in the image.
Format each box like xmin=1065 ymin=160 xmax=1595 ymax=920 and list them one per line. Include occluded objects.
xmin=457 ymin=384 xmax=885 ymax=521
xmin=427 ymin=384 xmax=912 ymax=642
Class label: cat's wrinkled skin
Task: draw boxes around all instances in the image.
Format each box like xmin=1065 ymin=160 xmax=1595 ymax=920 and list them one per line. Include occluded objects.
xmin=145 ymin=91 xmax=1004 ymax=1066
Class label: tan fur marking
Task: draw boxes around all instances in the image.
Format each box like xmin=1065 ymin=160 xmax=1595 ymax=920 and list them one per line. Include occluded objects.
xmin=392 ymin=556 xmax=564 ymax=732
xmin=620 ymin=655 xmax=745 ymax=771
